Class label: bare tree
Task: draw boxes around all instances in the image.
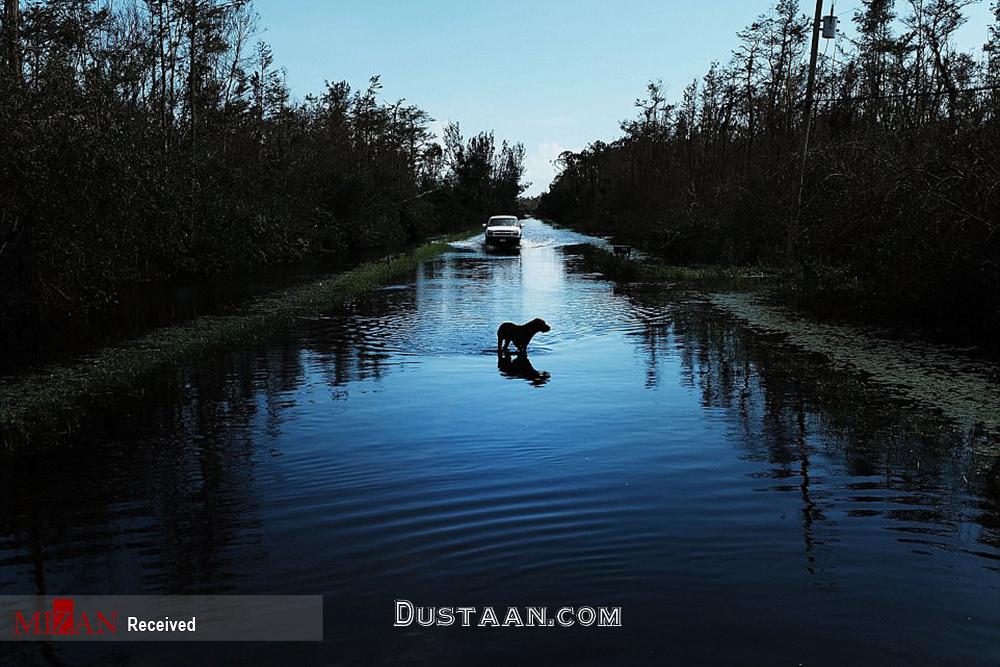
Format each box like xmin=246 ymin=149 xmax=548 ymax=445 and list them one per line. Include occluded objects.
xmin=2 ymin=0 xmax=21 ymax=81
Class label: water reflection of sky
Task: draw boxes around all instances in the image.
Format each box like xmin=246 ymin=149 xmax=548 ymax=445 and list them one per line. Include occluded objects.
xmin=1 ymin=220 xmax=998 ymax=665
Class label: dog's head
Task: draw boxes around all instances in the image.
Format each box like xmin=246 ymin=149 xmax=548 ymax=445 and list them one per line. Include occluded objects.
xmin=530 ymin=318 xmax=551 ymax=333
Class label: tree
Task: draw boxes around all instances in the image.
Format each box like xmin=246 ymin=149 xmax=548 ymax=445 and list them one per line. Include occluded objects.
xmin=0 ymin=0 xmax=526 ymax=318
xmin=539 ymin=0 xmax=998 ymax=341
xmin=853 ymin=0 xmax=897 ymax=121
xmin=2 ymin=0 xmax=20 ymax=81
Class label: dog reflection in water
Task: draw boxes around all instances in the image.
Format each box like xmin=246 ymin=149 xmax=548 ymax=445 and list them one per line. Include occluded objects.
xmin=497 ymin=351 xmax=551 ymax=387
xmin=496 ymin=318 xmax=551 ymax=386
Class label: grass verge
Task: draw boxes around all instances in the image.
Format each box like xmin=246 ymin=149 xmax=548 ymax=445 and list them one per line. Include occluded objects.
xmin=1 ymin=236 xmax=469 ymax=445
xmin=585 ymin=245 xmax=772 ymax=289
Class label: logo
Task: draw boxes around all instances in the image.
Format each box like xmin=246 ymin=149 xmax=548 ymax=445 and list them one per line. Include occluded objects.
xmin=3 ymin=595 xmax=321 ymax=641
xmin=13 ymin=598 xmax=118 ymax=636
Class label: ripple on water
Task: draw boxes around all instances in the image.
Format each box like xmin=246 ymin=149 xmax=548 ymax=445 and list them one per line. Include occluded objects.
xmin=2 ymin=219 xmax=1000 ymax=665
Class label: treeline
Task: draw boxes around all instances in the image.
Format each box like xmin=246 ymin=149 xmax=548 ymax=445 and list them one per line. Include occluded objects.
xmin=539 ymin=0 xmax=999 ymax=343
xmin=0 ymin=0 xmax=525 ymax=316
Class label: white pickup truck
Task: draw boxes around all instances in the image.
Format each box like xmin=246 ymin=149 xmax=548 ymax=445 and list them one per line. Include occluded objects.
xmin=483 ymin=215 xmax=523 ymax=249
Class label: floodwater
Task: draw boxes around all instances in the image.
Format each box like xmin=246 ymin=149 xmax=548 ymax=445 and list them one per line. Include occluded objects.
xmin=2 ymin=220 xmax=999 ymax=666
xmin=0 ymin=259 xmax=361 ymax=377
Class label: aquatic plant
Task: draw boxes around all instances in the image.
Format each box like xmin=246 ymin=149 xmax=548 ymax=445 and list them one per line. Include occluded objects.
xmin=710 ymin=291 xmax=1000 ymax=437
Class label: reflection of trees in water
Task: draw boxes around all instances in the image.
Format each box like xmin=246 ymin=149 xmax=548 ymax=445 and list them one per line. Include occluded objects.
xmin=4 ymin=266 xmax=998 ymax=605
xmin=624 ymin=292 xmax=1000 ymax=567
xmin=0 ymin=346 xmax=291 ymax=596
xmin=0 ymin=284 xmax=432 ymax=598
xmin=0 ymin=341 xmax=328 ymax=664
xmin=303 ymin=283 xmax=421 ymax=387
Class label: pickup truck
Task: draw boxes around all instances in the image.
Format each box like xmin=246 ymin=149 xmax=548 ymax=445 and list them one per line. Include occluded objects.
xmin=483 ymin=215 xmax=522 ymax=248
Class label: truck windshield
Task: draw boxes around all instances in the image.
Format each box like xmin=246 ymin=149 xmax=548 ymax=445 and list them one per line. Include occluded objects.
xmin=491 ymin=218 xmax=518 ymax=226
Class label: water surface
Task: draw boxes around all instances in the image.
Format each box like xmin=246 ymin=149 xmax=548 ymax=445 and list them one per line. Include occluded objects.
xmin=2 ymin=220 xmax=999 ymax=665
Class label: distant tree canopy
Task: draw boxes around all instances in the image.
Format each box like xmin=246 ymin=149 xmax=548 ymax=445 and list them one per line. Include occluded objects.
xmin=539 ymin=0 xmax=999 ymax=342
xmin=0 ymin=0 xmax=525 ymax=315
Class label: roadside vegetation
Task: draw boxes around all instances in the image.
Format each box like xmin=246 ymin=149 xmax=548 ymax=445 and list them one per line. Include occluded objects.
xmin=0 ymin=237 xmax=468 ymax=444
xmin=0 ymin=0 xmax=525 ymax=320
xmin=539 ymin=0 xmax=1000 ymax=350
xmin=585 ymin=245 xmax=772 ymax=289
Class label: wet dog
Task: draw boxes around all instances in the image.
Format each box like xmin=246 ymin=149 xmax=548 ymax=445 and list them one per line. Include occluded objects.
xmin=497 ymin=318 xmax=551 ymax=354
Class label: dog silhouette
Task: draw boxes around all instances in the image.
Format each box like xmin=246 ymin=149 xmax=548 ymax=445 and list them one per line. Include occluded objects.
xmin=497 ymin=318 xmax=550 ymax=354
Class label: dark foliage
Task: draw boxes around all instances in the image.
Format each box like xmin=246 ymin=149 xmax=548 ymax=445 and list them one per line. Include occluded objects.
xmin=539 ymin=0 xmax=999 ymax=344
xmin=0 ymin=0 xmax=525 ymax=317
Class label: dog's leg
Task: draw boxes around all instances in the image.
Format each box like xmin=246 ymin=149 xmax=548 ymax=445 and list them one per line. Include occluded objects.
xmin=517 ymin=332 xmax=533 ymax=354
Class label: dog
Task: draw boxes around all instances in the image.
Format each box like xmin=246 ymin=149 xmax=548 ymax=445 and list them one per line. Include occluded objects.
xmin=497 ymin=318 xmax=550 ymax=354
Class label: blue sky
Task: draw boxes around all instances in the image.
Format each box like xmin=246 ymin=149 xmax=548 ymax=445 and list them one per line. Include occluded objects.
xmin=254 ymin=0 xmax=994 ymax=194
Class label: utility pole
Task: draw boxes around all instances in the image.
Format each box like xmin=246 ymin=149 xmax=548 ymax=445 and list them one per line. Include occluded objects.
xmin=790 ymin=0 xmax=825 ymax=261
xmin=803 ymin=0 xmax=824 ymax=127
xmin=189 ymin=0 xmax=197 ymax=146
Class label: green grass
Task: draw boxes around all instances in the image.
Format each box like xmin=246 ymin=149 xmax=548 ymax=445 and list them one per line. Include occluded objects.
xmin=588 ymin=246 xmax=772 ymax=289
xmin=710 ymin=292 xmax=1000 ymax=435
xmin=0 ymin=236 xmax=471 ymax=445
xmin=431 ymin=227 xmax=485 ymax=243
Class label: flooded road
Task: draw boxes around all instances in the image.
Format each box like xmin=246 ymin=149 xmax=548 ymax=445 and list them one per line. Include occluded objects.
xmin=2 ymin=220 xmax=999 ymax=665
